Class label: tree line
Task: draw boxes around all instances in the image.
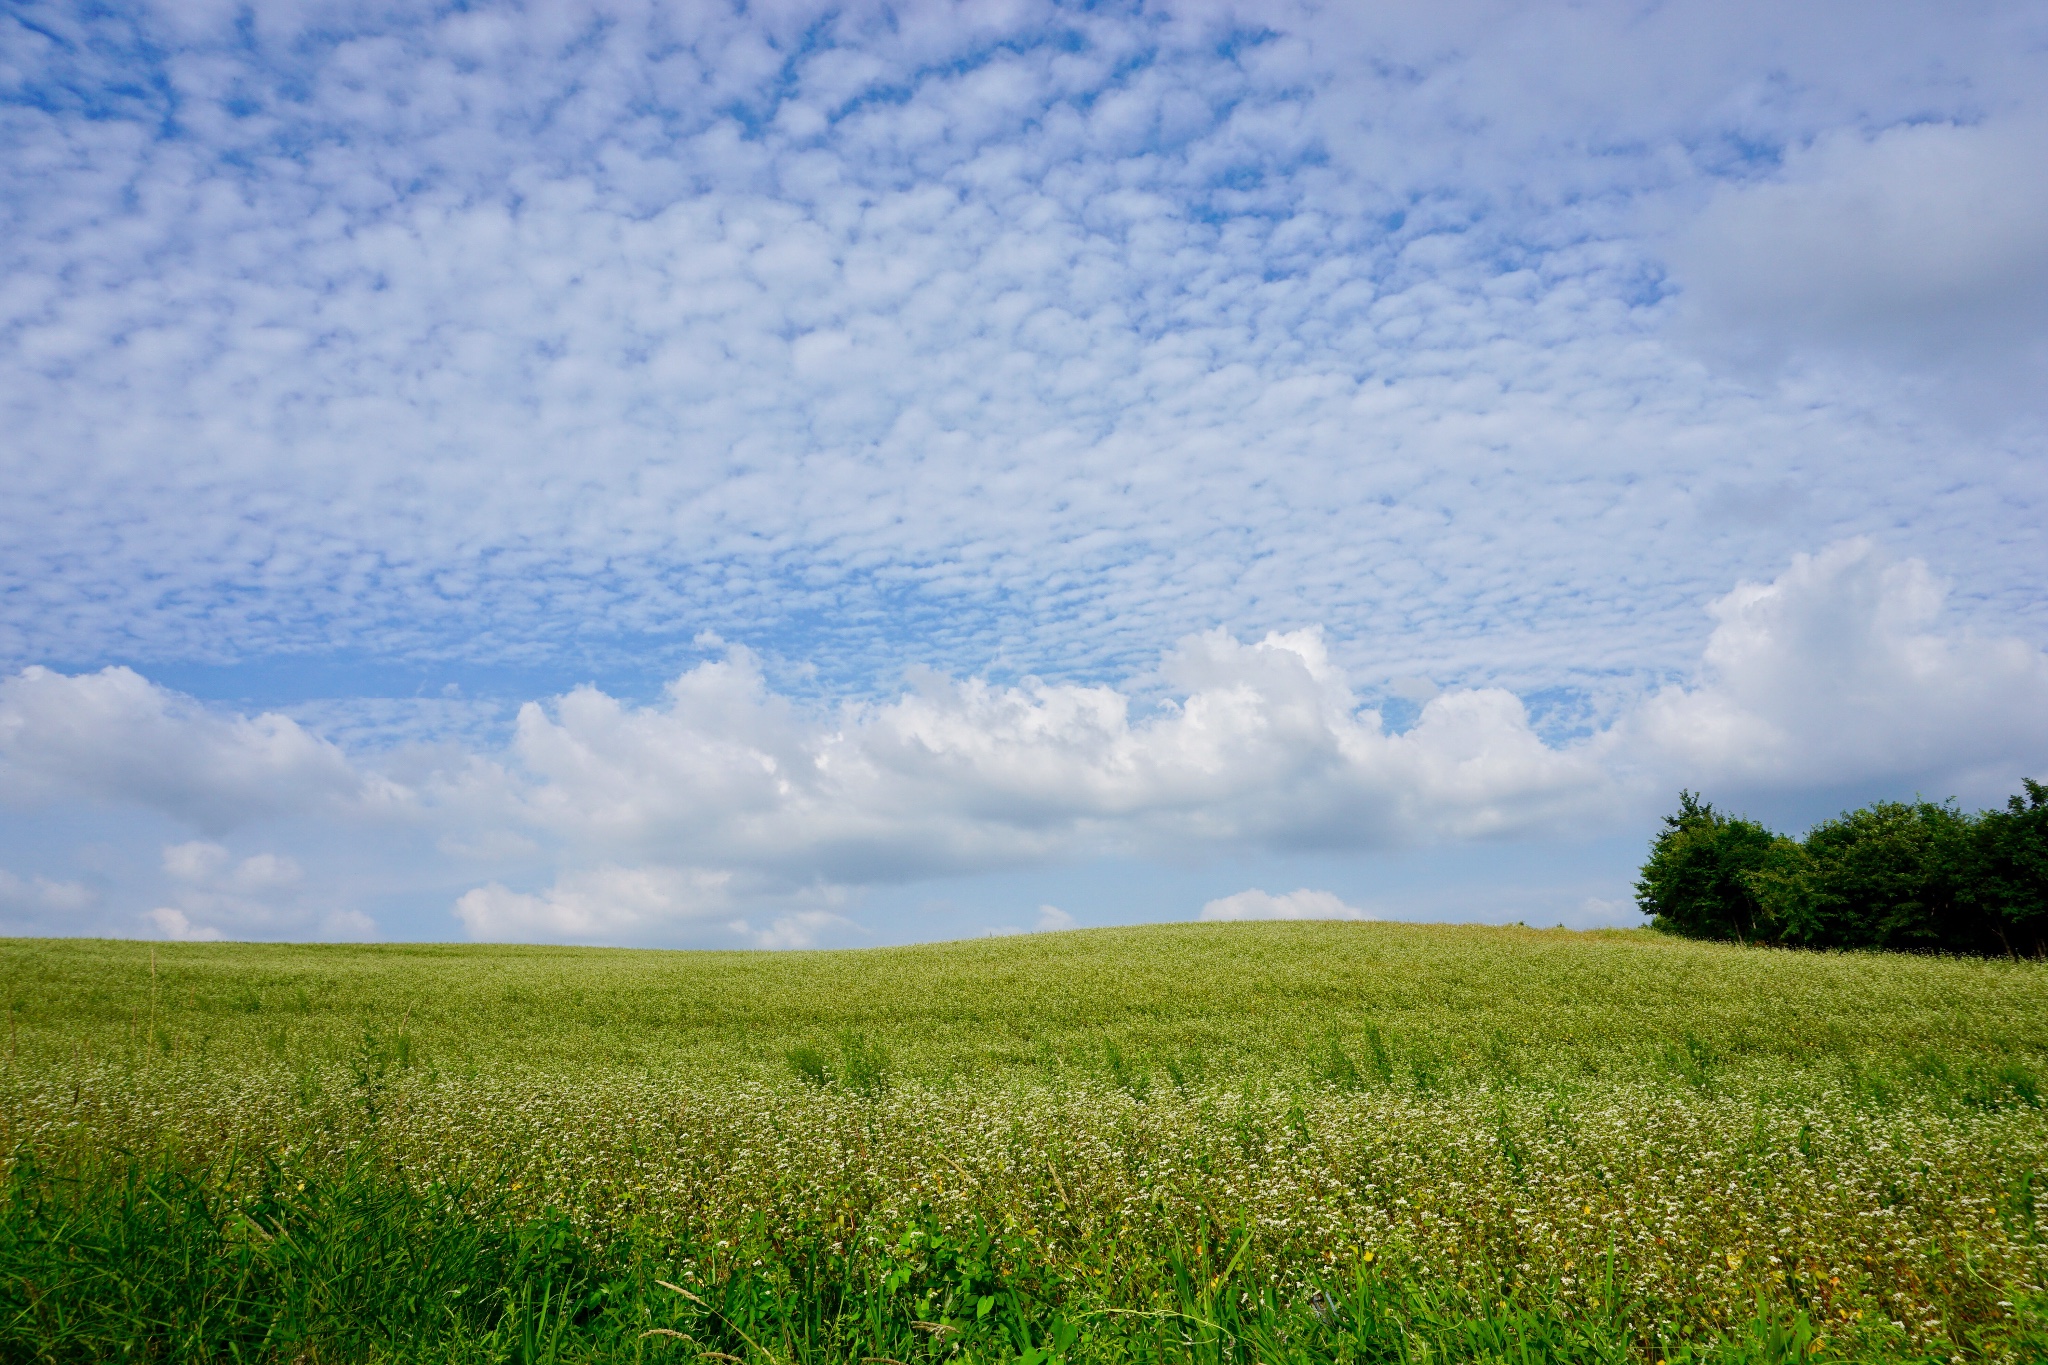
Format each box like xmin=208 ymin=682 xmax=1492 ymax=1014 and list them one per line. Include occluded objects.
xmin=1635 ymin=779 xmax=2048 ymax=957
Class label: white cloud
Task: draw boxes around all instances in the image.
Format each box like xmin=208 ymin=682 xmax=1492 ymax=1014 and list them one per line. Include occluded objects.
xmin=145 ymin=838 xmax=332 ymax=942
xmin=1 ymin=543 xmax=2043 ymax=943
xmin=1387 ymin=676 xmax=1441 ymax=705
xmin=1035 ymin=904 xmax=1076 ymax=932
xmin=1 ymin=0 xmax=2041 ymax=708
xmin=0 ymin=1 xmax=2042 ymax=945
xmin=164 ymin=841 xmax=303 ymax=894
xmin=453 ymin=864 xmax=735 ymax=944
xmin=1574 ymin=897 xmax=1643 ymax=929
xmin=1200 ymin=888 xmax=1372 ymax=922
xmin=161 ymin=840 xmax=231 ymax=885
xmin=145 ymin=907 xmax=223 ymax=942
xmin=0 ymin=667 xmax=390 ymax=832
xmin=982 ymin=905 xmax=1074 ymax=938
xmin=1668 ymin=114 xmax=2048 ymax=427
xmin=443 ymin=540 xmax=2048 ymax=937
xmin=748 ymin=911 xmax=852 ymax=951
xmin=1675 ymin=117 xmax=2048 ymax=372
xmin=0 ymin=867 xmax=97 ymax=931
xmin=1622 ymin=539 xmax=2048 ymax=793
xmin=321 ymin=909 xmax=379 ymax=940
xmin=485 ymin=628 xmax=1607 ymax=881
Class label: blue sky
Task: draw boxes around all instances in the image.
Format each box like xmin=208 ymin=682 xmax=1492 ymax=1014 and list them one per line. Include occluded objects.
xmin=3 ymin=0 xmax=2046 ymax=946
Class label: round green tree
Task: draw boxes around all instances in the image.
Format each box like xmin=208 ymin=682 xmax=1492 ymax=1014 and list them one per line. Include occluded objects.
xmin=1634 ymin=792 xmax=1781 ymax=942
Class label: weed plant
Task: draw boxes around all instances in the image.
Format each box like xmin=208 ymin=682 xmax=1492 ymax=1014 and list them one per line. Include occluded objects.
xmin=3 ymin=923 xmax=2045 ymax=1362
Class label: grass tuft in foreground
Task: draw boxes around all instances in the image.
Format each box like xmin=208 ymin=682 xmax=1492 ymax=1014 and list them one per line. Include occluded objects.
xmin=17 ymin=1146 xmax=2028 ymax=1364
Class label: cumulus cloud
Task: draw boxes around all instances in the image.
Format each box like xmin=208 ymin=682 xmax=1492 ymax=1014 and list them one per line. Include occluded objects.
xmin=452 ymin=865 xmax=852 ymax=948
xmin=752 ymin=912 xmax=856 ymax=951
xmin=481 ymin=629 xmax=1607 ymax=886
xmin=145 ymin=908 xmax=224 ymax=943
xmin=1199 ymin=888 xmax=1373 ymax=922
xmin=0 ymin=667 xmax=390 ymax=832
xmin=453 ymin=865 xmax=735 ymax=944
xmin=144 ymin=837 xmax=369 ymax=942
xmin=1036 ymin=905 xmax=1077 ymax=932
xmin=1622 ymin=540 xmax=2048 ymax=793
xmin=437 ymin=540 xmax=2048 ymax=937
xmin=0 ymin=542 xmax=2043 ymax=943
xmin=475 ymin=539 xmax=2047 ymax=888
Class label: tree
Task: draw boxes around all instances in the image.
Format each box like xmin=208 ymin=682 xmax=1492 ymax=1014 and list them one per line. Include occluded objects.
xmin=1773 ymin=800 xmax=1982 ymax=953
xmin=1638 ymin=780 xmax=2046 ymax=957
xmin=1633 ymin=792 xmax=1780 ymax=942
xmin=1974 ymin=778 xmax=2048 ymax=958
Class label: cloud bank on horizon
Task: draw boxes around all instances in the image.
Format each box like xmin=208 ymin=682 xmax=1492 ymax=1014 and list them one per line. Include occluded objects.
xmin=1 ymin=1 xmax=2044 ymax=945
xmin=6 ymin=540 xmax=2047 ymax=944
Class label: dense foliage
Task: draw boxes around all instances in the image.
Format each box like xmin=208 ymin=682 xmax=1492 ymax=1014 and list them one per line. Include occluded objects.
xmin=1637 ymin=781 xmax=2048 ymax=956
xmin=2 ymin=928 xmax=2045 ymax=1362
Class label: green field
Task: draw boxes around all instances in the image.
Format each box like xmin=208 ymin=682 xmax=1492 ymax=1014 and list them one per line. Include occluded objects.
xmin=4 ymin=924 xmax=2046 ymax=1363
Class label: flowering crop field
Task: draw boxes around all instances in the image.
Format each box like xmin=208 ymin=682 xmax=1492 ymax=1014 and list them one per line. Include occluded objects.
xmin=2 ymin=923 xmax=2045 ymax=1363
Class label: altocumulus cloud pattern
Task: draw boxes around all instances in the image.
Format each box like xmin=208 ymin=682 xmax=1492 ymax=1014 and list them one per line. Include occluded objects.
xmin=1 ymin=1 xmax=2045 ymax=945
